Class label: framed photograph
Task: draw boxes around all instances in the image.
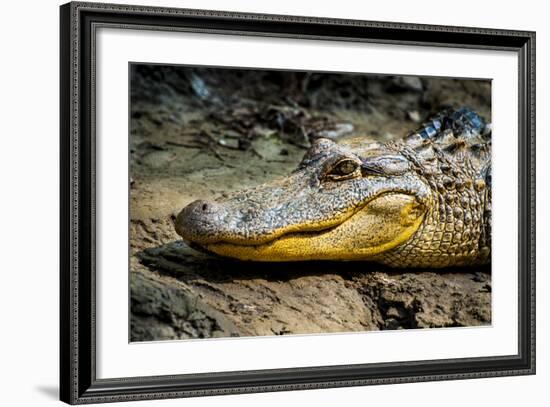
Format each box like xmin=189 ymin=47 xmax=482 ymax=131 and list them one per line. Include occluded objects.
xmin=60 ymin=1 xmax=535 ymax=404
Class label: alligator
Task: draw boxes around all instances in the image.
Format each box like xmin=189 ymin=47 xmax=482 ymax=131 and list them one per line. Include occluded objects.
xmin=175 ymin=107 xmax=491 ymax=268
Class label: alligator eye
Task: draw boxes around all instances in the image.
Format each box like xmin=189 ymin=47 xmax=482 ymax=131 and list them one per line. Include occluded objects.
xmin=326 ymin=159 xmax=360 ymax=180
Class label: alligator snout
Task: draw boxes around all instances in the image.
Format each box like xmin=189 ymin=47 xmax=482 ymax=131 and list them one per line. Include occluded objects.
xmin=175 ymin=199 xmax=229 ymax=244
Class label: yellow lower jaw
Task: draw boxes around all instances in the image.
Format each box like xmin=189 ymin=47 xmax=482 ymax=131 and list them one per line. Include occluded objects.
xmin=205 ymin=194 xmax=425 ymax=262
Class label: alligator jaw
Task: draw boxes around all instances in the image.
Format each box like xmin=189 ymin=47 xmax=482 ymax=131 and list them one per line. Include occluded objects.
xmin=198 ymin=193 xmax=426 ymax=262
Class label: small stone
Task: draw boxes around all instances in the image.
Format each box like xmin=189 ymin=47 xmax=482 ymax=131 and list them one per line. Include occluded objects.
xmin=218 ymin=138 xmax=240 ymax=149
xmin=407 ymin=110 xmax=421 ymax=123
xmin=316 ymin=123 xmax=354 ymax=140
xmin=390 ymin=76 xmax=424 ymax=92
xmin=386 ymin=306 xmax=403 ymax=319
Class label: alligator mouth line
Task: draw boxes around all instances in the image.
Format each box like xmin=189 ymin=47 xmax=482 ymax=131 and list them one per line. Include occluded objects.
xmin=186 ymin=225 xmax=338 ymax=254
xmin=187 ymin=192 xmax=426 ymax=262
xmin=209 ymin=223 xmax=341 ymax=248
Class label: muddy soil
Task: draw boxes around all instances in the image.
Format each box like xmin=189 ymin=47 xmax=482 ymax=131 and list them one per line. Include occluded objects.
xmin=129 ymin=65 xmax=491 ymax=341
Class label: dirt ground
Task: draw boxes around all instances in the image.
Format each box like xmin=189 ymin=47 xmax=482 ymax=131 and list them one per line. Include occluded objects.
xmin=129 ymin=65 xmax=492 ymax=341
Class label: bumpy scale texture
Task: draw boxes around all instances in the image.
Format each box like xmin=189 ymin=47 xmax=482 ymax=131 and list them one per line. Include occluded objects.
xmin=377 ymin=108 xmax=491 ymax=267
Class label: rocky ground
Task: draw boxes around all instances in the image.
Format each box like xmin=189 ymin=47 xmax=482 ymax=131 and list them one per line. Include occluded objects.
xmin=129 ymin=65 xmax=492 ymax=342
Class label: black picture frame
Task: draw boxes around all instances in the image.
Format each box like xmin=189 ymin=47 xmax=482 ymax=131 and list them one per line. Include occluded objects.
xmin=60 ymin=2 xmax=536 ymax=404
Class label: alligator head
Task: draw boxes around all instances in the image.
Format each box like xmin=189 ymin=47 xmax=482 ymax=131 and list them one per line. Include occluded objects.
xmin=175 ymin=108 xmax=491 ymax=267
xmin=176 ymin=137 xmax=432 ymax=262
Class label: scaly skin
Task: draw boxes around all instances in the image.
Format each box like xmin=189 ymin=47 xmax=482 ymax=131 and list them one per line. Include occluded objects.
xmin=175 ymin=107 xmax=491 ymax=268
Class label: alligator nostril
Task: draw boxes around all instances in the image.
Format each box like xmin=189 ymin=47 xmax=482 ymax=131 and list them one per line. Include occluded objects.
xmin=190 ymin=200 xmax=222 ymax=216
